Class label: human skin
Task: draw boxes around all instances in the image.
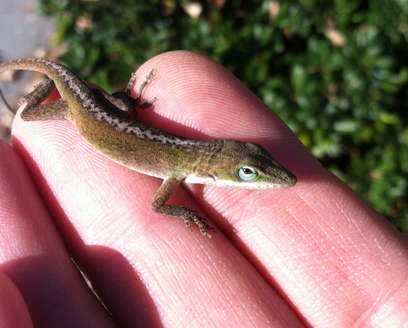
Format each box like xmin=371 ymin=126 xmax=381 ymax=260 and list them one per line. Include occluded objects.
xmin=0 ymin=51 xmax=407 ymax=327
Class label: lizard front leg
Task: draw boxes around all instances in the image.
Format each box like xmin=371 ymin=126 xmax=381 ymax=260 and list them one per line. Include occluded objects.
xmin=151 ymin=177 xmax=216 ymax=238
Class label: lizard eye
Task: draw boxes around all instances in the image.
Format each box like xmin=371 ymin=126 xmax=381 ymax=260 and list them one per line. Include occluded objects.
xmin=238 ymin=166 xmax=258 ymax=182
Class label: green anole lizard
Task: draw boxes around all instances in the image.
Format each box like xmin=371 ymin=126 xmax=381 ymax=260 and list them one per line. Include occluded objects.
xmin=0 ymin=58 xmax=297 ymax=238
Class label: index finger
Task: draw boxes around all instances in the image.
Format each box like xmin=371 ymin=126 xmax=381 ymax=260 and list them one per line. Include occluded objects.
xmin=141 ymin=52 xmax=408 ymax=326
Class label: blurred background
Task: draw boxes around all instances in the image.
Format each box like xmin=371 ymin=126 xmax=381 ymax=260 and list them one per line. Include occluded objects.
xmin=1 ymin=0 xmax=407 ymax=233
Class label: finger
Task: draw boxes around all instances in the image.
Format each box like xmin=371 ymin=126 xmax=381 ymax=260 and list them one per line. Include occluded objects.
xmin=0 ymin=142 xmax=116 ymax=327
xmin=0 ymin=272 xmax=34 ymax=328
xmin=137 ymin=51 xmax=408 ymax=327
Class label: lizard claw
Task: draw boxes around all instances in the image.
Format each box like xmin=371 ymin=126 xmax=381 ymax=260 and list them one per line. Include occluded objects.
xmin=184 ymin=210 xmax=216 ymax=238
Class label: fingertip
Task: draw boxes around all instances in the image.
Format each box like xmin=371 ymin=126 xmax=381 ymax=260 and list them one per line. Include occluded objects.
xmin=0 ymin=273 xmax=34 ymax=328
xmin=134 ymin=51 xmax=286 ymax=138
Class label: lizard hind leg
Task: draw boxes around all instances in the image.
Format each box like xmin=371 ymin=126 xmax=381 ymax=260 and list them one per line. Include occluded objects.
xmin=20 ymin=79 xmax=69 ymax=121
xmin=126 ymin=69 xmax=156 ymax=110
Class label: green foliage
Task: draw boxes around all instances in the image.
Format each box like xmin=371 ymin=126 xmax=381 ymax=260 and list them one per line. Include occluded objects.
xmin=39 ymin=0 xmax=408 ymax=232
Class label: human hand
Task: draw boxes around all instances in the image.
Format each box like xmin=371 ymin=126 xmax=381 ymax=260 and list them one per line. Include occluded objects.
xmin=1 ymin=51 xmax=407 ymax=327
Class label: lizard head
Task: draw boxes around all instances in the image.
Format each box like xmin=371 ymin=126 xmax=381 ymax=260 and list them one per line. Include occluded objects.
xmin=188 ymin=140 xmax=297 ymax=190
